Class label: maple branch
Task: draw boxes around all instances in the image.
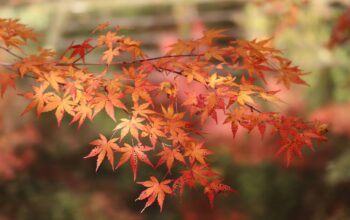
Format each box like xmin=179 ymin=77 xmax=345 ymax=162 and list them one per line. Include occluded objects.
xmin=0 ymin=45 xmax=23 ymax=59
xmin=0 ymin=51 xmax=264 ymax=115
xmin=0 ymin=62 xmax=13 ymax=67
xmin=110 ymin=128 xmax=119 ymax=139
xmin=56 ymin=54 xmax=204 ymax=67
xmin=245 ymin=103 xmax=262 ymax=113
xmin=161 ymin=170 xmax=170 ymax=181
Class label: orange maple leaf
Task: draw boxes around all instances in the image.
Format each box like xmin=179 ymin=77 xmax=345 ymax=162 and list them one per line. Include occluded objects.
xmin=156 ymin=145 xmax=186 ymax=173
xmin=115 ymin=143 xmax=153 ymax=181
xmin=182 ymin=164 xmax=219 ymax=186
xmin=184 ymin=141 xmax=213 ymax=165
xmin=132 ymin=102 xmax=156 ymax=119
xmin=84 ymin=134 xmax=119 ymax=171
xmin=113 ymin=116 xmax=146 ymax=141
xmin=97 ymin=31 xmax=120 ymax=48
xmin=0 ymin=73 xmax=16 ymax=97
xmin=92 ymin=92 xmax=127 ymax=121
xmin=102 ymin=47 xmax=120 ymax=65
xmin=136 ymin=176 xmax=172 ymax=213
xmin=43 ymin=70 xmax=66 ymax=92
xmin=42 ymin=94 xmax=76 ymax=127
xmin=21 ymin=83 xmax=54 ymax=117
xmin=70 ymin=99 xmax=93 ymax=128
xmin=126 ymin=77 xmax=157 ymax=105
xmin=141 ymin=117 xmax=166 ymax=148
xmin=91 ymin=21 xmax=110 ymax=34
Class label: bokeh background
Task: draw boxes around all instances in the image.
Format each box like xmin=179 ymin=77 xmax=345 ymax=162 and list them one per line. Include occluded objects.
xmin=1 ymin=0 xmax=350 ymax=219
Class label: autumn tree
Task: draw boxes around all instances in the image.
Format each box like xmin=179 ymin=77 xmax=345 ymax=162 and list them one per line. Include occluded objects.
xmin=0 ymin=18 xmax=327 ymax=212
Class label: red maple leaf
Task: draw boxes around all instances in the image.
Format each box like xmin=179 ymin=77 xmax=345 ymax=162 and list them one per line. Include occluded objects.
xmin=68 ymin=38 xmax=93 ymax=63
xmin=204 ymin=180 xmax=236 ymax=208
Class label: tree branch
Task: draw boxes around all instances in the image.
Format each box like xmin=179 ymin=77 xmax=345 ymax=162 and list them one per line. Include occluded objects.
xmin=0 ymin=48 xmax=262 ymax=113
xmin=0 ymin=45 xmax=23 ymax=59
xmin=56 ymin=53 xmax=204 ymax=66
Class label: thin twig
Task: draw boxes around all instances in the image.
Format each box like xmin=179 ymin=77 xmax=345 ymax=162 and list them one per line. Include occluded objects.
xmin=57 ymin=53 xmax=204 ymax=67
xmin=0 ymin=45 xmax=23 ymax=59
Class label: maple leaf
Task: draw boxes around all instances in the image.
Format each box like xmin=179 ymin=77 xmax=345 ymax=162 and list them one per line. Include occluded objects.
xmin=126 ymin=77 xmax=157 ymax=105
xmin=132 ymin=102 xmax=156 ymax=119
xmin=63 ymin=80 xmax=83 ymax=98
xmin=97 ymin=31 xmax=119 ymax=48
xmin=182 ymin=164 xmax=219 ymax=186
xmin=275 ymin=142 xmax=303 ymax=167
xmin=182 ymin=92 xmax=200 ymax=116
xmin=328 ymin=6 xmax=350 ymax=48
xmin=120 ymin=37 xmax=144 ymax=58
xmin=91 ymin=21 xmax=110 ymax=34
xmin=84 ymin=134 xmax=119 ymax=171
xmin=184 ymin=141 xmax=213 ymax=165
xmin=70 ymin=99 xmax=93 ymax=128
xmin=200 ymin=92 xmax=219 ymax=125
xmin=113 ymin=116 xmax=146 ymax=142
xmin=207 ymin=73 xmax=227 ymax=89
xmin=161 ymin=104 xmax=188 ymax=138
xmin=236 ymin=38 xmax=279 ymax=57
xmin=183 ymin=69 xmax=207 ymax=84
xmin=259 ymin=90 xmax=282 ymax=105
xmin=20 ymin=82 xmax=54 ymax=117
xmin=0 ymin=73 xmax=16 ymax=97
xmin=136 ymin=176 xmax=172 ymax=213
xmin=14 ymin=55 xmax=45 ymax=77
xmin=237 ymin=90 xmax=255 ymax=106
xmin=275 ymin=57 xmax=308 ymax=88
xmin=0 ymin=18 xmax=38 ymax=50
xmin=161 ymin=104 xmax=185 ymax=121
xmin=43 ymin=70 xmax=66 ymax=92
xmin=172 ymin=173 xmax=193 ymax=195
xmin=115 ymin=143 xmax=153 ymax=181
xmin=156 ymin=145 xmax=186 ymax=173
xmin=92 ymin=91 xmax=127 ymax=121
xmin=182 ymin=92 xmax=198 ymax=107
xmin=204 ymin=180 xmax=236 ymax=208
xmin=166 ymin=39 xmax=195 ymax=55
xmin=204 ymin=47 xmax=226 ymax=62
xmin=159 ymin=81 xmax=177 ymax=99
xmin=201 ymin=29 xmax=227 ymax=45
xmin=42 ymin=94 xmax=76 ymax=127
xmin=141 ymin=117 xmax=166 ymax=148
xmin=102 ymin=47 xmax=120 ymax=65
xmin=68 ymin=38 xmax=93 ymax=63
xmin=223 ymin=108 xmax=244 ymax=138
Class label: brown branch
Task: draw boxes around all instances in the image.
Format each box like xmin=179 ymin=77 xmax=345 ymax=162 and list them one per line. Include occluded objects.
xmin=245 ymin=103 xmax=262 ymax=113
xmin=56 ymin=54 xmax=203 ymax=67
xmin=0 ymin=48 xmax=262 ymax=113
xmin=0 ymin=45 xmax=23 ymax=59
xmin=0 ymin=62 xmax=13 ymax=67
xmin=0 ymin=48 xmax=203 ymax=68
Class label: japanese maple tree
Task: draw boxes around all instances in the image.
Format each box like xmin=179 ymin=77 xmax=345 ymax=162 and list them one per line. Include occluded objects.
xmin=0 ymin=18 xmax=327 ymax=212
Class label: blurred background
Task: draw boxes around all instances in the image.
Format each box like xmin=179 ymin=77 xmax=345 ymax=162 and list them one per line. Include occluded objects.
xmin=1 ymin=0 xmax=350 ymax=219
